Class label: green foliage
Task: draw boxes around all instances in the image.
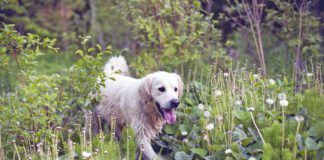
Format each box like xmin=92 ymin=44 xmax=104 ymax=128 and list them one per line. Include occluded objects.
xmin=122 ymin=0 xmax=228 ymax=76
xmin=154 ymin=65 xmax=323 ymax=159
xmin=263 ymin=121 xmax=282 ymax=148
xmin=0 ymin=0 xmax=323 ymax=159
xmin=121 ymin=126 xmax=136 ymax=160
xmin=0 ymin=24 xmax=122 ymax=159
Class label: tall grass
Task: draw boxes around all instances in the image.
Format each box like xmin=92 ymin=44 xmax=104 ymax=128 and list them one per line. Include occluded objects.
xmin=1 ymin=62 xmax=322 ymax=159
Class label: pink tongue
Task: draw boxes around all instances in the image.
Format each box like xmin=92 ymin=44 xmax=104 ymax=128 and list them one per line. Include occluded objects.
xmin=164 ymin=109 xmax=176 ymax=124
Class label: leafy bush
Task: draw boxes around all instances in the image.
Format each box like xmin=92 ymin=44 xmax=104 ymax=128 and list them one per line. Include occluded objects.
xmin=0 ymin=22 xmax=143 ymax=159
xmin=120 ymin=0 xmax=228 ymax=76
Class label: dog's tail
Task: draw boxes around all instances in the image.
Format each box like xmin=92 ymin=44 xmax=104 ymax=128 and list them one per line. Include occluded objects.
xmin=104 ymin=56 xmax=129 ymax=76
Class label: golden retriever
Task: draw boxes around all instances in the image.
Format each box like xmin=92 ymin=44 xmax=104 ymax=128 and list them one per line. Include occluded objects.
xmin=95 ymin=56 xmax=183 ymax=159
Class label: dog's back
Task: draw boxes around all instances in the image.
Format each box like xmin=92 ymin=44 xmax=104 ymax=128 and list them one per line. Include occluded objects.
xmin=104 ymin=56 xmax=129 ymax=76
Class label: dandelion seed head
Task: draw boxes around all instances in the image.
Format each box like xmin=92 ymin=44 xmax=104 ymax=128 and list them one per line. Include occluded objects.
xmin=294 ymin=115 xmax=304 ymax=122
xmin=279 ymin=99 xmax=289 ymax=107
xmin=248 ymin=157 xmax=257 ymax=160
xmin=278 ymin=93 xmax=287 ymax=100
xmin=183 ymin=138 xmax=188 ymax=143
xmin=181 ymin=130 xmax=188 ymax=136
xmin=268 ymin=79 xmax=275 ymax=85
xmin=82 ymin=151 xmax=91 ymax=159
xmin=225 ymin=148 xmax=232 ymax=154
xmin=214 ymin=90 xmax=222 ymax=97
xmin=247 ymin=107 xmax=255 ymax=112
xmin=204 ymin=111 xmax=211 ymax=118
xmin=223 ymin=73 xmax=229 ymax=77
xmin=235 ymin=100 xmax=242 ymax=106
xmin=198 ymin=103 xmax=204 ymax=110
xmin=206 ymin=123 xmax=214 ymax=130
xmin=216 ymin=115 xmax=223 ymax=121
xmin=253 ymin=74 xmax=260 ymax=79
xmin=266 ymin=98 xmax=275 ymax=105
xmin=307 ymin=73 xmax=313 ymax=77
xmin=203 ymin=134 xmax=208 ymax=140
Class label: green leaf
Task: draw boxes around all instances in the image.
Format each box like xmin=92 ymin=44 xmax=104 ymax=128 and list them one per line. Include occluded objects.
xmin=209 ymin=144 xmax=223 ymax=151
xmin=75 ymin=50 xmax=84 ymax=56
xmin=305 ymin=137 xmax=319 ymax=150
xmin=234 ymin=110 xmax=249 ymax=122
xmin=193 ymin=0 xmax=201 ymax=8
xmin=164 ymin=124 xmax=177 ymax=134
xmin=175 ymin=151 xmax=193 ymax=160
xmin=190 ymin=148 xmax=207 ymax=156
xmin=96 ymin=44 xmax=102 ymax=51
xmin=87 ymin=47 xmax=95 ymax=53
xmin=185 ymin=97 xmax=196 ymax=106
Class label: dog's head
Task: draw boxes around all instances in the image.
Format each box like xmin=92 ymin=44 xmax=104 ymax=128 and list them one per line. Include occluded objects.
xmin=139 ymin=71 xmax=183 ymax=124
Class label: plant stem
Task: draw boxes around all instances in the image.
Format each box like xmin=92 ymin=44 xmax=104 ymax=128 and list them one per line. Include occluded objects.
xmin=293 ymin=122 xmax=301 ymax=160
xmin=281 ymin=108 xmax=285 ymax=155
xmin=250 ymin=112 xmax=265 ymax=144
xmin=13 ymin=141 xmax=21 ymax=160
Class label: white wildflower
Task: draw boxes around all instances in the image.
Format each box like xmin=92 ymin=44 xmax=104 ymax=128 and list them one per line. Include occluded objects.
xmin=266 ymin=98 xmax=275 ymax=105
xmin=235 ymin=100 xmax=242 ymax=106
xmin=206 ymin=123 xmax=214 ymax=130
xmin=203 ymin=134 xmax=208 ymax=140
xmin=223 ymin=73 xmax=229 ymax=77
xmin=279 ymin=99 xmax=289 ymax=107
xmin=198 ymin=103 xmax=204 ymax=110
xmin=214 ymin=90 xmax=222 ymax=97
xmin=216 ymin=115 xmax=223 ymax=121
xmin=204 ymin=111 xmax=211 ymax=118
xmin=268 ymin=79 xmax=275 ymax=85
xmin=225 ymin=148 xmax=232 ymax=154
xmin=294 ymin=115 xmax=305 ymax=122
xmin=82 ymin=151 xmax=91 ymax=159
xmin=248 ymin=157 xmax=257 ymax=160
xmin=181 ymin=130 xmax=188 ymax=136
xmin=247 ymin=107 xmax=255 ymax=112
xmin=183 ymin=138 xmax=188 ymax=143
xmin=306 ymin=73 xmax=313 ymax=77
xmin=253 ymin=74 xmax=260 ymax=79
xmin=278 ymin=93 xmax=287 ymax=100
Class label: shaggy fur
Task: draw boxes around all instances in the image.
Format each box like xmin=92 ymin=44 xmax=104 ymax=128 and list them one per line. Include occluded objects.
xmin=95 ymin=56 xmax=183 ymax=159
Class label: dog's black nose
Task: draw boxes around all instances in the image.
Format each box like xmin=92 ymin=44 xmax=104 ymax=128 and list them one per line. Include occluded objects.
xmin=170 ymin=99 xmax=180 ymax=108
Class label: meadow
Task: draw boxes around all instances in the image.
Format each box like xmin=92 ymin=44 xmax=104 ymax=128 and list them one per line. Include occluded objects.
xmin=0 ymin=0 xmax=323 ymax=159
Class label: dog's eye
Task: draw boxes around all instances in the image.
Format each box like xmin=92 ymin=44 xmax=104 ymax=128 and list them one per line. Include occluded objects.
xmin=158 ymin=87 xmax=166 ymax=92
xmin=174 ymin=87 xmax=178 ymax=92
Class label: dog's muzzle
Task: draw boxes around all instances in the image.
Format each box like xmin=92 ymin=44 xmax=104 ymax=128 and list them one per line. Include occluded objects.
xmin=155 ymin=99 xmax=179 ymax=124
xmin=169 ymin=99 xmax=180 ymax=108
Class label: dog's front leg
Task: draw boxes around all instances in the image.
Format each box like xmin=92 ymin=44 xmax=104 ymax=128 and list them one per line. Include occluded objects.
xmin=137 ymin=138 xmax=156 ymax=160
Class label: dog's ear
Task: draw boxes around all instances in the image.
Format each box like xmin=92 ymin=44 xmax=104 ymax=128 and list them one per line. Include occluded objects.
xmin=139 ymin=77 xmax=153 ymax=101
xmin=175 ymin=74 xmax=184 ymax=97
